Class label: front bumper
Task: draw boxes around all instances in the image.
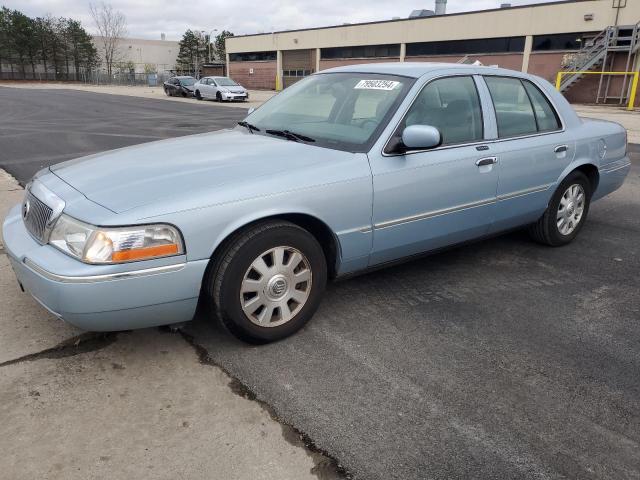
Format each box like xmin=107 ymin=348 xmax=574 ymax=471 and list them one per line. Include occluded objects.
xmin=222 ymin=91 xmax=248 ymax=100
xmin=2 ymin=204 xmax=207 ymax=331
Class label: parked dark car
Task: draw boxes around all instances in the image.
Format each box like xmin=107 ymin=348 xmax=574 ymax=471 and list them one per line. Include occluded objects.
xmin=163 ymin=76 xmax=196 ymax=97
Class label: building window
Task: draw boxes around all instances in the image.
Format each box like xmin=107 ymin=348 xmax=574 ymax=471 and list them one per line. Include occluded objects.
xmin=532 ymin=32 xmax=596 ymax=51
xmin=229 ymin=51 xmax=277 ymax=62
xmin=406 ymin=37 xmax=525 ymax=56
xmin=283 ymin=69 xmax=313 ymax=77
xmin=321 ymin=44 xmax=400 ymax=59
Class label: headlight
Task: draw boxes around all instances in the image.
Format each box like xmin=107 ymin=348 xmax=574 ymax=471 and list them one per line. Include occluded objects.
xmin=49 ymin=214 xmax=184 ymax=264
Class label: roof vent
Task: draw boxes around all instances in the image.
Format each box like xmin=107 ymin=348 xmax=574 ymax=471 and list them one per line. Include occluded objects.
xmin=500 ymin=3 xmax=512 ymax=8
xmin=409 ymin=9 xmax=435 ymax=18
xmin=435 ymin=0 xmax=447 ymax=15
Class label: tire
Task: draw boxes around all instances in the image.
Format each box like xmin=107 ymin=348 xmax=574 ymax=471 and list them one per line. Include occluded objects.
xmin=203 ymin=220 xmax=327 ymax=344
xmin=216 ymin=91 xmax=222 ymax=102
xmin=195 ymin=90 xmax=202 ymax=100
xmin=181 ymin=90 xmax=188 ymax=98
xmin=528 ymin=171 xmax=592 ymax=246
xmin=164 ymin=87 xmax=170 ymax=96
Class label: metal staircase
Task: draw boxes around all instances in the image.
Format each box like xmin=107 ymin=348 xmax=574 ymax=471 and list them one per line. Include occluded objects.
xmin=559 ymin=22 xmax=640 ymax=105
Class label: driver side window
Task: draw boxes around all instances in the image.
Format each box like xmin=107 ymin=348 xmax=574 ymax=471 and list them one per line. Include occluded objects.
xmin=403 ymin=76 xmax=483 ymax=146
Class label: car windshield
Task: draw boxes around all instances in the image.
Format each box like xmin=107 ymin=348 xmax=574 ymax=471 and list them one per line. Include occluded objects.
xmin=217 ymin=77 xmax=239 ymax=86
xmin=244 ymin=73 xmax=413 ymax=152
xmin=180 ymin=78 xmax=195 ymax=86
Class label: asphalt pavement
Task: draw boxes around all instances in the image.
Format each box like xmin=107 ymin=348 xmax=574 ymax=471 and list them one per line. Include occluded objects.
xmin=0 ymin=86 xmax=246 ymax=183
xmin=1 ymin=86 xmax=639 ymax=479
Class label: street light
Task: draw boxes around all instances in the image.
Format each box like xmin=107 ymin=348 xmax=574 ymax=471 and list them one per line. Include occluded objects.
xmin=204 ymin=29 xmax=218 ymax=63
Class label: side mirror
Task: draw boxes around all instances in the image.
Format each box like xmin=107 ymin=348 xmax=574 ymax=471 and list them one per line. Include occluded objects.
xmin=247 ymin=107 xmax=255 ymax=115
xmin=401 ymin=125 xmax=442 ymax=151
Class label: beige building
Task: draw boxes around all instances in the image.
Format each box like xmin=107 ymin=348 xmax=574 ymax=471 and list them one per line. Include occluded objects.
xmin=92 ymin=36 xmax=180 ymax=73
xmin=226 ymin=0 xmax=640 ymax=106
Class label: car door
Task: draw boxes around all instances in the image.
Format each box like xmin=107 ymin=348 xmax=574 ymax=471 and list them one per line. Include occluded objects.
xmin=209 ymin=79 xmax=219 ymax=97
xmin=368 ymin=75 xmax=499 ymax=266
xmin=199 ymin=78 xmax=209 ymax=97
xmin=482 ymin=75 xmax=575 ymax=232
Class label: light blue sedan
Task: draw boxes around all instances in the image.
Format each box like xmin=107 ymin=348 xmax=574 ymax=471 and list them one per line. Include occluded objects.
xmin=3 ymin=63 xmax=631 ymax=343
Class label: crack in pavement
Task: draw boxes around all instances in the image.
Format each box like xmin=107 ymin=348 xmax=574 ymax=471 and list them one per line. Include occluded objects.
xmin=176 ymin=328 xmax=351 ymax=480
xmin=0 ymin=332 xmax=119 ymax=368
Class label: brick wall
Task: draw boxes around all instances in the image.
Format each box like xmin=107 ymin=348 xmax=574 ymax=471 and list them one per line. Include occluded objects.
xmin=229 ymin=61 xmax=276 ymax=90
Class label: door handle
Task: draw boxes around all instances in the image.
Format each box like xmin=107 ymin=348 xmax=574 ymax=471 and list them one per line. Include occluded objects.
xmin=554 ymin=145 xmax=568 ymax=153
xmin=476 ymin=156 xmax=497 ymax=167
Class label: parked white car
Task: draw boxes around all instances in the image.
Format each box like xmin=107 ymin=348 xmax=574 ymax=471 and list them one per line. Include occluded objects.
xmin=193 ymin=76 xmax=249 ymax=102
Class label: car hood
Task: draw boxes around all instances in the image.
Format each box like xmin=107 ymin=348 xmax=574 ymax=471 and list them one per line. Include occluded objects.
xmin=50 ymin=129 xmax=342 ymax=214
xmin=222 ymin=86 xmax=245 ymax=92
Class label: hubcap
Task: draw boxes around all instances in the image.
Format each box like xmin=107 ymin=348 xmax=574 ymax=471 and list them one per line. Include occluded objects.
xmin=557 ymin=184 xmax=585 ymax=236
xmin=240 ymin=246 xmax=312 ymax=327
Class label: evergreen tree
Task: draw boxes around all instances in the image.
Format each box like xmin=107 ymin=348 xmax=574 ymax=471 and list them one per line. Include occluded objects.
xmin=176 ymin=30 xmax=202 ymax=71
xmin=214 ymin=30 xmax=234 ymax=61
xmin=0 ymin=7 xmax=98 ymax=80
xmin=66 ymin=19 xmax=99 ymax=80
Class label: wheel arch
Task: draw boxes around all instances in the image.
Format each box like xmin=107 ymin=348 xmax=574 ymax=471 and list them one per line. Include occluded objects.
xmin=206 ymin=212 xmax=342 ymax=280
xmin=557 ymin=160 xmax=600 ymax=195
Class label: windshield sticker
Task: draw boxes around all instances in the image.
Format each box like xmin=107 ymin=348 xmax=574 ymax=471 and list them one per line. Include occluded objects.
xmin=354 ymin=80 xmax=400 ymax=91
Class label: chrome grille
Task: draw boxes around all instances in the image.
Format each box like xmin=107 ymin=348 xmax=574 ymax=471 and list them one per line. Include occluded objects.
xmin=23 ymin=192 xmax=53 ymax=242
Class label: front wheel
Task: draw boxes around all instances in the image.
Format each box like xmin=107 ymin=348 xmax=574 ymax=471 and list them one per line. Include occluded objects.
xmin=195 ymin=90 xmax=202 ymax=100
xmin=216 ymin=91 xmax=222 ymax=102
xmin=203 ymin=221 xmax=327 ymax=344
xmin=528 ymin=171 xmax=592 ymax=246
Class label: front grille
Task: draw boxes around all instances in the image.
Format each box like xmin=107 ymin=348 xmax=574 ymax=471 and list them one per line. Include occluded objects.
xmin=23 ymin=192 xmax=53 ymax=242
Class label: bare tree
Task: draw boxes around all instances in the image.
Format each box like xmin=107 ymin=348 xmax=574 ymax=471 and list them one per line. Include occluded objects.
xmin=89 ymin=2 xmax=126 ymax=76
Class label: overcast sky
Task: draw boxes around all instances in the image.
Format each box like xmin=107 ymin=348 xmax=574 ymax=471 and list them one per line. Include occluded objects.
xmin=6 ymin=0 xmax=561 ymax=40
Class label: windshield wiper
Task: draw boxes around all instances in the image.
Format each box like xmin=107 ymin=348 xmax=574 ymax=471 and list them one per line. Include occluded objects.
xmin=265 ymin=129 xmax=315 ymax=143
xmin=237 ymin=121 xmax=260 ymax=133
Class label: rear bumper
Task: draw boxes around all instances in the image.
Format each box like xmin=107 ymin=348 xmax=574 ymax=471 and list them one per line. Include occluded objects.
xmin=594 ymin=157 xmax=631 ymax=201
xmin=2 ymin=204 xmax=207 ymax=331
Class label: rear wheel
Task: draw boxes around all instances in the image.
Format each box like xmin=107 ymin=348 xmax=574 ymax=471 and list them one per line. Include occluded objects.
xmin=528 ymin=171 xmax=591 ymax=246
xmin=203 ymin=221 xmax=327 ymax=344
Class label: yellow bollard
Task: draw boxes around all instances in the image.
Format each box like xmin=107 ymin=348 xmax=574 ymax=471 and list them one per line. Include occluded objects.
xmin=555 ymin=72 xmax=563 ymax=91
xmin=628 ymin=72 xmax=639 ymax=111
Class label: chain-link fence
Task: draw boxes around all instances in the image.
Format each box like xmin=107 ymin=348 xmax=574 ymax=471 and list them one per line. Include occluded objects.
xmin=79 ymin=71 xmax=175 ymax=86
xmin=0 ymin=61 xmax=213 ymax=86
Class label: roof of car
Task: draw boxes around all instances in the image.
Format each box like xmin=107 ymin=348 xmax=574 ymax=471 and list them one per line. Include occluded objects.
xmin=319 ymin=62 xmax=519 ymax=78
xmin=174 ymin=75 xmax=194 ymax=79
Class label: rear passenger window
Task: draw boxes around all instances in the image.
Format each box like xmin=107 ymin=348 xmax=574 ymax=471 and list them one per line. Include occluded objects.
xmin=485 ymin=76 xmax=561 ymax=137
xmin=522 ymin=80 xmax=561 ymax=132
xmin=485 ymin=77 xmax=537 ymax=138
xmin=403 ymin=76 xmax=483 ymax=145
